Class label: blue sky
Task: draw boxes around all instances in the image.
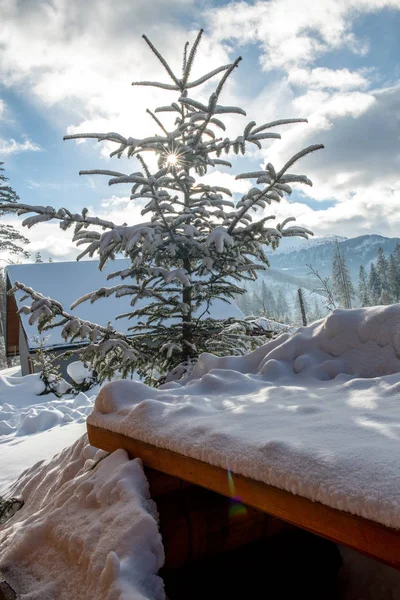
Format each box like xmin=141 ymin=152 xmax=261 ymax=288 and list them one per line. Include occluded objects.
xmin=1 ymin=0 xmax=400 ymax=260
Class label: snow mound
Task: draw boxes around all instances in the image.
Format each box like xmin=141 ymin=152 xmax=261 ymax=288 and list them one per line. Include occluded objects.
xmin=88 ymin=306 xmax=400 ymax=529
xmin=67 ymin=361 xmax=93 ymax=385
xmin=0 ymin=372 xmax=45 ymax=407
xmin=190 ymin=305 xmax=400 ymax=380
xmin=0 ymin=365 xmax=99 ymax=438
xmin=0 ymin=388 xmax=97 ymax=437
xmin=0 ymin=435 xmax=165 ymax=600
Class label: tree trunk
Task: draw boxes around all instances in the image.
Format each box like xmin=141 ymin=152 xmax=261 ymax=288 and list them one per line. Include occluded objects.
xmin=182 ymin=187 xmax=194 ymax=363
xmin=298 ymin=288 xmax=307 ymax=326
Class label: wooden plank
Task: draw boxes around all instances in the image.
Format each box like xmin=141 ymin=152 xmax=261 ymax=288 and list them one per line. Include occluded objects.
xmin=5 ymin=285 xmax=19 ymax=356
xmin=87 ymin=423 xmax=400 ymax=570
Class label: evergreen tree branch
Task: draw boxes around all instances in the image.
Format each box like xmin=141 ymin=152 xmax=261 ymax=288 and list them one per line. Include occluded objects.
xmin=182 ymin=41 xmax=189 ymax=76
xmin=146 ymin=108 xmax=169 ymax=135
xmin=182 ymin=29 xmax=204 ymax=87
xmin=141 ymin=34 xmax=181 ymax=88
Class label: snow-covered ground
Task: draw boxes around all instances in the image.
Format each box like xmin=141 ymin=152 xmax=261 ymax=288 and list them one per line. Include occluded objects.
xmin=0 ymin=365 xmax=98 ymax=493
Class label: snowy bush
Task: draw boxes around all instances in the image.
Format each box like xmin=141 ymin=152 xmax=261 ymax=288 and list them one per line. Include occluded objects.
xmin=67 ymin=360 xmax=98 ymax=392
xmin=2 ymin=30 xmax=323 ymax=385
xmin=32 ymin=336 xmax=71 ymax=396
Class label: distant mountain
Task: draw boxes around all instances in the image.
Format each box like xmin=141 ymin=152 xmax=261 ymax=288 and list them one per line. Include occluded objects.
xmin=268 ymin=234 xmax=400 ymax=281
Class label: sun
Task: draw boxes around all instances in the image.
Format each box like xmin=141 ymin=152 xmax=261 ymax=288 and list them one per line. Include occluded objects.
xmin=165 ymin=152 xmax=179 ymax=167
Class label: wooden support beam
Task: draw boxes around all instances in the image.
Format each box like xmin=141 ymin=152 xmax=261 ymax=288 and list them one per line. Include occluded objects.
xmin=87 ymin=423 xmax=400 ymax=570
xmin=5 ymin=280 xmax=19 ymax=357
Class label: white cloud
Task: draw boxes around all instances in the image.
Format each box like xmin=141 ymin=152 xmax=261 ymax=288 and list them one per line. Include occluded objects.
xmin=0 ymin=216 xmax=78 ymax=263
xmin=198 ymin=171 xmax=251 ymax=195
xmin=270 ymin=183 xmax=400 ymax=239
xmin=0 ymin=0 xmax=230 ymax=144
xmin=0 ymin=138 xmax=41 ymax=156
xmin=96 ymin=195 xmax=148 ymax=226
xmin=261 ymin=83 xmax=400 ymax=203
xmin=209 ymin=0 xmax=400 ymax=72
xmin=287 ymin=67 xmax=371 ymax=91
xmin=292 ymin=89 xmax=376 ymax=123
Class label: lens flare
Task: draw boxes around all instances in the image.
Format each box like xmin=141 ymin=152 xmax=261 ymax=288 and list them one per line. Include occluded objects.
xmin=165 ymin=153 xmax=179 ymax=167
xmin=227 ymin=466 xmax=247 ymax=517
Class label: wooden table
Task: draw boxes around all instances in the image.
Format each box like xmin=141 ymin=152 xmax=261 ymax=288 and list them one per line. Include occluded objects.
xmin=88 ymin=423 xmax=400 ymax=570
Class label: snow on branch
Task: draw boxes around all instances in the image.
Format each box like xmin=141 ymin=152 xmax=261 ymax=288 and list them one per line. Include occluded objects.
xmin=11 ymin=282 xmax=142 ymax=380
xmin=0 ymin=203 xmax=116 ymax=231
xmin=277 ymin=144 xmax=324 ymax=178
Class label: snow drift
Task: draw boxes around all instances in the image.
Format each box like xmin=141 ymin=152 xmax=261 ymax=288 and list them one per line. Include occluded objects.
xmin=89 ymin=305 xmax=400 ymax=529
xmin=0 ymin=365 xmax=101 ymax=494
xmin=188 ymin=304 xmax=400 ymax=380
xmin=0 ymin=435 xmax=165 ymax=600
xmin=0 ymin=369 xmax=96 ymax=438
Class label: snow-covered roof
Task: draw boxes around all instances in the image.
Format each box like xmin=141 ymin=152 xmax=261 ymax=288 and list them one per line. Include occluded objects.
xmin=6 ymin=260 xmax=244 ymax=351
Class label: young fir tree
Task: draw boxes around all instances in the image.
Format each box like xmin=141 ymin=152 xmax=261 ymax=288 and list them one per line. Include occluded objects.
xmin=358 ymin=264 xmax=369 ymax=306
xmin=331 ymin=240 xmax=355 ymax=309
xmin=388 ymin=254 xmax=400 ymax=303
xmin=1 ymin=31 xmax=323 ymax=384
xmin=258 ymin=279 xmax=269 ymax=316
xmin=251 ymin=278 xmax=276 ymax=317
xmin=35 ymin=251 xmax=43 ymax=264
xmin=276 ymin=288 xmax=289 ymax=322
xmin=375 ymin=246 xmax=389 ymax=300
xmin=309 ymin=296 xmax=324 ymax=323
xmin=393 ymin=243 xmax=400 ymax=272
xmin=0 ymin=163 xmax=30 ymax=258
xmin=264 ymin=286 xmax=278 ymax=319
xmin=369 ymin=263 xmax=381 ymax=305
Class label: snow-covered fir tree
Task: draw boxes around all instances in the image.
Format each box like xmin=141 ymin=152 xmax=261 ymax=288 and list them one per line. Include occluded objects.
xmin=369 ymin=263 xmax=381 ymax=305
xmin=358 ymin=265 xmax=369 ymax=307
xmin=0 ymin=163 xmax=30 ymax=259
xmin=376 ymin=246 xmax=389 ymax=302
xmin=276 ymin=288 xmax=290 ymax=322
xmin=1 ymin=30 xmax=323 ymax=384
xmin=393 ymin=243 xmax=400 ymax=272
xmin=358 ymin=246 xmax=400 ymax=308
xmin=248 ymin=279 xmax=278 ymax=318
xmin=35 ymin=251 xmax=43 ymax=264
xmin=309 ymin=296 xmax=324 ymax=323
xmin=388 ymin=254 xmax=400 ymax=303
xmin=332 ymin=240 xmax=355 ymax=309
xmin=264 ymin=286 xmax=278 ymax=319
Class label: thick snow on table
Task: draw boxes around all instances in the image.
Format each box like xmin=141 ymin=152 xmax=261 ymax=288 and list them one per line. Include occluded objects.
xmin=88 ymin=305 xmax=400 ymax=530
